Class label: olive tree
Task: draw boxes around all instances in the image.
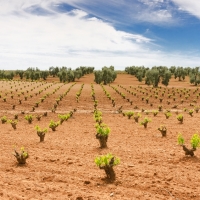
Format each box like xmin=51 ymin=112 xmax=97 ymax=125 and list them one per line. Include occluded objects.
xmin=58 ymin=69 xmax=67 ymax=82
xmin=24 ymin=67 xmax=41 ymax=81
xmin=189 ymin=67 xmax=200 ymax=86
xmin=94 ymin=71 xmax=103 ymax=84
xmin=66 ymin=69 xmax=75 ymax=82
xmin=0 ymin=71 xmax=15 ymax=80
xmin=74 ymin=69 xmax=83 ymax=80
xmin=169 ymin=66 xmax=176 ymax=75
xmin=49 ymin=66 xmax=59 ymax=77
xmin=145 ymin=66 xmax=171 ymax=87
xmin=40 ymin=71 xmax=49 ymax=80
xmin=94 ymin=66 xmax=117 ymax=85
xmin=145 ymin=69 xmax=160 ymax=87
xmin=16 ymin=70 xmax=24 ymax=79
xmin=0 ymin=70 xmax=5 ymax=79
xmin=125 ymin=66 xmax=147 ymax=82
xmin=174 ymin=67 xmax=187 ymax=81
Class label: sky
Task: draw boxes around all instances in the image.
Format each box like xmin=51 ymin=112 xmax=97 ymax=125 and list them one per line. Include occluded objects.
xmin=0 ymin=0 xmax=200 ymax=70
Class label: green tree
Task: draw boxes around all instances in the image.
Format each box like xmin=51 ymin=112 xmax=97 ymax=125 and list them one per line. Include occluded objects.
xmin=0 ymin=70 xmax=5 ymax=79
xmin=145 ymin=67 xmax=171 ymax=87
xmin=34 ymin=71 xmax=40 ymax=80
xmin=161 ymin=70 xmax=171 ymax=86
xmin=94 ymin=71 xmax=103 ymax=84
xmin=24 ymin=71 xmax=30 ymax=80
xmin=6 ymin=71 xmax=15 ymax=80
xmin=94 ymin=66 xmax=117 ymax=85
xmin=174 ymin=67 xmax=187 ymax=81
xmin=40 ymin=71 xmax=49 ymax=80
xmin=66 ymin=69 xmax=75 ymax=82
xmin=145 ymin=69 xmax=160 ymax=87
xmin=57 ymin=69 xmax=67 ymax=82
xmin=169 ymin=66 xmax=176 ymax=75
xmin=49 ymin=66 xmax=59 ymax=77
xmin=189 ymin=67 xmax=200 ymax=86
xmin=16 ymin=70 xmax=24 ymax=79
xmin=125 ymin=66 xmax=147 ymax=82
xmin=74 ymin=69 xmax=82 ymax=80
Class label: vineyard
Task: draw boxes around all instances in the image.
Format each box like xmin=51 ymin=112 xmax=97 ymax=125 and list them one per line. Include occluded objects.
xmin=0 ymin=73 xmax=200 ymax=200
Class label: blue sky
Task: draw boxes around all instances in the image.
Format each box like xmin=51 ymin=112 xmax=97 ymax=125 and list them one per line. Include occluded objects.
xmin=0 ymin=0 xmax=200 ymax=70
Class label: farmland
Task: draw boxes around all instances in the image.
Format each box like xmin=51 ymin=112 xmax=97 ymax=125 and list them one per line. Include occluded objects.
xmin=0 ymin=73 xmax=200 ymax=200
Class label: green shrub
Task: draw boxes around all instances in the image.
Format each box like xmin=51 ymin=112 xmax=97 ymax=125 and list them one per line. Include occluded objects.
xmin=95 ymin=153 xmax=120 ymax=168
xmin=96 ymin=123 xmax=110 ymax=137
xmin=24 ymin=114 xmax=33 ymax=124
xmin=13 ymin=146 xmax=29 ymax=165
xmin=8 ymin=119 xmax=18 ymax=130
xmin=188 ymin=109 xmax=194 ymax=117
xmin=95 ymin=123 xmax=110 ymax=148
xmin=164 ymin=112 xmax=172 ymax=119
xmin=158 ymin=125 xmax=167 ymax=137
xmin=95 ymin=153 xmax=120 ymax=181
xmin=1 ymin=116 xmax=7 ymax=124
xmin=35 ymin=125 xmax=48 ymax=142
xmin=177 ymin=133 xmax=184 ymax=145
xmin=133 ymin=113 xmax=141 ymax=122
xmin=49 ymin=120 xmax=60 ymax=131
xmin=190 ymin=134 xmax=200 ymax=149
xmin=153 ymin=110 xmax=158 ymax=116
xmin=140 ymin=117 xmax=151 ymax=128
xmin=177 ymin=114 xmax=183 ymax=123
xmin=194 ymin=106 xmax=199 ymax=113
xmin=178 ymin=133 xmax=200 ymax=157
xmin=125 ymin=111 xmax=134 ymax=119
xmin=58 ymin=114 xmax=68 ymax=124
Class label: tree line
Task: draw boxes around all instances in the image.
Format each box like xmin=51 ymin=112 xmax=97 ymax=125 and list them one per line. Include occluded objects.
xmin=1 ymin=65 xmax=200 ymax=86
xmin=125 ymin=66 xmax=200 ymax=87
xmin=0 ymin=66 xmax=94 ymax=83
xmin=0 ymin=65 xmax=117 ymax=85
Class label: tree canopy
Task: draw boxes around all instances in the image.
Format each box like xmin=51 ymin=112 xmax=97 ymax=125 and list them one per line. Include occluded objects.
xmin=94 ymin=66 xmax=117 ymax=85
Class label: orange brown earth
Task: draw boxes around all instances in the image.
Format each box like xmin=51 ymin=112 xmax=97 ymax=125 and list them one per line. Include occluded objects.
xmin=0 ymin=73 xmax=200 ymax=200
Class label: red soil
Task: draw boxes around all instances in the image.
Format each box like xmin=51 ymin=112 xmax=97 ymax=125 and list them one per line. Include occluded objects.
xmin=0 ymin=74 xmax=200 ymax=200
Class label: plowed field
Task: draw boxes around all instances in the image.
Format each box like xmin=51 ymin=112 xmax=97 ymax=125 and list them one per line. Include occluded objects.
xmin=0 ymin=74 xmax=200 ymax=200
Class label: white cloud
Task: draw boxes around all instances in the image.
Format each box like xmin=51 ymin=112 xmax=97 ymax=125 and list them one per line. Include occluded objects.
xmin=139 ymin=0 xmax=164 ymax=7
xmin=135 ymin=0 xmax=176 ymax=24
xmin=137 ymin=9 xmax=173 ymax=24
xmin=171 ymin=0 xmax=200 ymax=19
xmin=0 ymin=0 xmax=199 ymax=70
xmin=0 ymin=1 xmax=156 ymax=70
xmin=58 ymin=0 xmax=177 ymax=25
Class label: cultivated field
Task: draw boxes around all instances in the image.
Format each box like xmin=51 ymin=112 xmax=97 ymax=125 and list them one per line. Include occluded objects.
xmin=0 ymin=73 xmax=200 ymax=200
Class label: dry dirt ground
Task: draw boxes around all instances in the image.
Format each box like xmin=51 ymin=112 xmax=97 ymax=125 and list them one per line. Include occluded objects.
xmin=0 ymin=74 xmax=200 ymax=200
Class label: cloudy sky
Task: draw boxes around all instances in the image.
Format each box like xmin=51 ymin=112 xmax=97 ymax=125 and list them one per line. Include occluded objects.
xmin=0 ymin=0 xmax=200 ymax=70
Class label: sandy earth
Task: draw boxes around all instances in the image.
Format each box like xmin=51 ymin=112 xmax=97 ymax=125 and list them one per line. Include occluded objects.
xmin=0 ymin=73 xmax=200 ymax=200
